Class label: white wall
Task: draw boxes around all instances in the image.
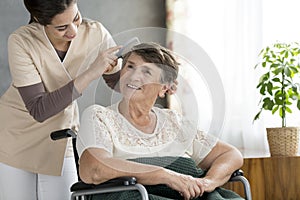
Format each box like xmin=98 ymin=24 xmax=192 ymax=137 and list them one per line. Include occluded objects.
xmin=0 ymin=0 xmax=166 ymax=96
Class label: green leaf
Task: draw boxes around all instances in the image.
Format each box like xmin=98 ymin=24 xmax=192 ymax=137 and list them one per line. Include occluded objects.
xmin=274 ymin=94 xmax=283 ymax=105
xmin=286 ymin=101 xmax=292 ymax=105
xmin=258 ymin=73 xmax=269 ymax=84
xmin=253 ymin=111 xmax=261 ymax=121
xmin=263 ymin=97 xmax=274 ymax=110
xmin=270 ymin=63 xmax=280 ymax=68
xmin=272 ymin=78 xmax=280 ymax=82
xmin=258 ymin=48 xmax=265 ymax=56
xmin=267 ymin=82 xmax=273 ymax=95
xmin=285 ymin=50 xmax=289 ymax=58
xmin=284 ymin=67 xmax=291 ymax=77
xmin=297 ymin=100 xmax=300 ymax=110
xmin=274 ymin=90 xmax=282 ymax=96
xmin=256 ymin=82 xmax=262 ymax=89
xmin=272 ymin=105 xmax=279 ymax=114
xmin=279 ymin=107 xmax=283 ymax=117
xmin=286 ymin=106 xmax=292 ymax=113
xmin=273 ymin=86 xmax=280 ymax=90
xmin=292 ymin=85 xmax=298 ymax=92
xmin=260 ymin=84 xmax=266 ymax=95
xmin=290 ymin=66 xmax=298 ymax=73
xmin=273 ymin=67 xmax=283 ymax=75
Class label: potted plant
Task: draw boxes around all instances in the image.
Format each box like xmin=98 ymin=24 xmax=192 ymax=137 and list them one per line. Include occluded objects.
xmin=254 ymin=42 xmax=300 ymax=156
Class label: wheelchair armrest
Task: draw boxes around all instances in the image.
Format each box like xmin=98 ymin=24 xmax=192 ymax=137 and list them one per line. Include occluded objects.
xmin=51 ymin=128 xmax=76 ymax=140
xmin=230 ymin=169 xmax=244 ymax=179
xmin=70 ymin=177 xmax=137 ymax=192
xmin=228 ymin=169 xmax=252 ymax=200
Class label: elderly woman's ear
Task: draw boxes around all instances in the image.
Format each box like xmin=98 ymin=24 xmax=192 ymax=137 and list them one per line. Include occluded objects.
xmin=158 ymin=85 xmax=169 ymax=98
xmin=167 ymin=80 xmax=178 ymax=95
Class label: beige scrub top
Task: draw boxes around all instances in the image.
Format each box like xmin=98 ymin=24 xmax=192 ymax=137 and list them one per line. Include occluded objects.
xmin=0 ymin=19 xmax=117 ymax=176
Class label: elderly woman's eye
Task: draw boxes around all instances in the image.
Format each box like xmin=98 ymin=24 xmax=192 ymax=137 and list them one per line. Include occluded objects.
xmin=143 ymin=69 xmax=152 ymax=75
xmin=127 ymin=65 xmax=134 ymax=69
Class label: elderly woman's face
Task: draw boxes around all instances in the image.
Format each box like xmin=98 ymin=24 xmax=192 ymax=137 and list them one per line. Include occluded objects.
xmin=120 ymin=53 xmax=164 ymax=101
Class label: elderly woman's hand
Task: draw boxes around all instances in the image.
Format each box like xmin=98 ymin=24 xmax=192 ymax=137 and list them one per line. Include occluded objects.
xmin=162 ymin=169 xmax=205 ymax=200
xmin=197 ymin=177 xmax=218 ymax=193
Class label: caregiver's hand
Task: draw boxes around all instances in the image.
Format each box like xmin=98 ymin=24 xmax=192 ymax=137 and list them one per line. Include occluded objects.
xmin=89 ymin=46 xmax=121 ymax=80
xmin=74 ymin=46 xmax=121 ymax=94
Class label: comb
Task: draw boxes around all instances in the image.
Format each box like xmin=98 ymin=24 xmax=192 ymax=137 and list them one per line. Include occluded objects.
xmin=115 ymin=37 xmax=140 ymax=58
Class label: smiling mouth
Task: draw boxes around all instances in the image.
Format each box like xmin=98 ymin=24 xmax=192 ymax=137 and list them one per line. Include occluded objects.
xmin=65 ymin=35 xmax=76 ymax=39
xmin=127 ymin=84 xmax=141 ymax=90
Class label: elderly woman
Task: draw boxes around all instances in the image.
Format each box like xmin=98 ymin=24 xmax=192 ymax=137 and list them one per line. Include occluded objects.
xmin=76 ymin=43 xmax=244 ymax=200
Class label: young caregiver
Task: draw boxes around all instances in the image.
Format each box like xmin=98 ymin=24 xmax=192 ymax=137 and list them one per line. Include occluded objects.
xmin=0 ymin=0 xmax=121 ymax=199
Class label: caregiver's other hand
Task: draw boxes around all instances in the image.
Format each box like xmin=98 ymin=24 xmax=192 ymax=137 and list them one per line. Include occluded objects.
xmin=166 ymin=80 xmax=178 ymax=95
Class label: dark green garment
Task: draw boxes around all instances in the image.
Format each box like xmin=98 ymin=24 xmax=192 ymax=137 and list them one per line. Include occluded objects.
xmin=89 ymin=157 xmax=244 ymax=200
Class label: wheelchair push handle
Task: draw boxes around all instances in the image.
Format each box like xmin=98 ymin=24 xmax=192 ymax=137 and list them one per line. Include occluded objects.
xmin=50 ymin=128 xmax=76 ymax=140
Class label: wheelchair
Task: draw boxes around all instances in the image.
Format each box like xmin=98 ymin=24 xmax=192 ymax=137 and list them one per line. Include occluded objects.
xmin=51 ymin=129 xmax=252 ymax=200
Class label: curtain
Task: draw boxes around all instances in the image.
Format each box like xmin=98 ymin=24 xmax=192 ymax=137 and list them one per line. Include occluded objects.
xmin=166 ymin=0 xmax=300 ymax=155
xmin=166 ymin=0 xmax=270 ymax=155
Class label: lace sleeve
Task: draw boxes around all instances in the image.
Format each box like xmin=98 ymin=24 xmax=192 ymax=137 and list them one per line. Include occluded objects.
xmin=190 ymin=130 xmax=218 ymax=165
xmin=76 ymin=105 xmax=113 ymax=158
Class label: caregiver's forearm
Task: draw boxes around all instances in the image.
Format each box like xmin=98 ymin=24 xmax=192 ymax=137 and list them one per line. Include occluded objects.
xmin=18 ymin=81 xmax=80 ymax=122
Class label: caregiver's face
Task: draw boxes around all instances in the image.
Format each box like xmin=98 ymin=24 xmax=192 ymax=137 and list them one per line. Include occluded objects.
xmin=45 ymin=2 xmax=82 ymax=44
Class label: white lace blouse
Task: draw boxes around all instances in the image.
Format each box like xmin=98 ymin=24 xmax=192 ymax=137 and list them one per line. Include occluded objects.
xmin=77 ymin=103 xmax=218 ymax=165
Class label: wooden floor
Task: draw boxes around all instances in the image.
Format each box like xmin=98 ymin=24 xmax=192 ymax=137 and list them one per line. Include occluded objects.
xmin=223 ymin=156 xmax=300 ymax=200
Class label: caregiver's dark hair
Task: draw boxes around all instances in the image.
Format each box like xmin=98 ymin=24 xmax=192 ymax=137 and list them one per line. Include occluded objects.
xmin=24 ymin=0 xmax=77 ymax=25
